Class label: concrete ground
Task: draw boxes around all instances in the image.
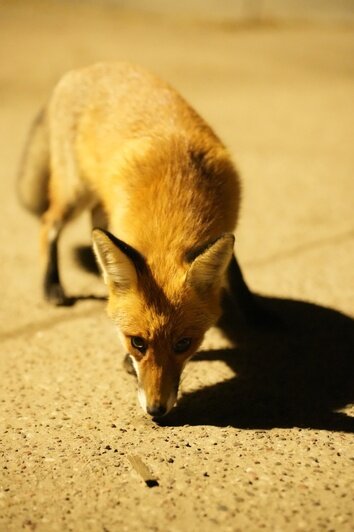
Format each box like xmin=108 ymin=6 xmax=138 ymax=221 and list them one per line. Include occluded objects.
xmin=1 ymin=1 xmax=353 ymax=530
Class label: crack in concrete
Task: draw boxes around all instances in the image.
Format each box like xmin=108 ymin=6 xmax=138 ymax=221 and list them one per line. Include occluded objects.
xmin=0 ymin=302 xmax=105 ymax=344
xmin=245 ymin=228 xmax=354 ymax=269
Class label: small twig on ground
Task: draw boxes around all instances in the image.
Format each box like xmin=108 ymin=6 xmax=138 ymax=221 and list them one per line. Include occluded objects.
xmin=127 ymin=454 xmax=159 ymax=487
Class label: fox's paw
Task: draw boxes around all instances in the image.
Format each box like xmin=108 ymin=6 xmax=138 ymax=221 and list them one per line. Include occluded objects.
xmin=123 ymin=353 xmax=137 ymax=377
xmin=44 ymin=283 xmax=73 ymax=307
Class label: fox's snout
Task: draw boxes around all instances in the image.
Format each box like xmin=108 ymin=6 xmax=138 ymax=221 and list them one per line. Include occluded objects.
xmin=139 ymin=389 xmax=175 ymax=418
xmin=134 ymin=356 xmax=181 ymax=418
xmin=146 ymin=404 xmax=167 ymax=418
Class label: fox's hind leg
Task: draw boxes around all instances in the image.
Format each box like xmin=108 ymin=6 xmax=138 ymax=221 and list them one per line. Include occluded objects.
xmin=41 ymin=183 xmax=93 ymax=305
xmin=41 ymin=202 xmax=73 ymax=305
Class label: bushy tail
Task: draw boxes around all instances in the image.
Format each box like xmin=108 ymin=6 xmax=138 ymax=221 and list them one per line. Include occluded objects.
xmin=17 ymin=108 xmax=50 ymax=216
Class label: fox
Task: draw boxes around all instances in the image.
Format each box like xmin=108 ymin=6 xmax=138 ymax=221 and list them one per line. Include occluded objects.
xmin=18 ymin=62 xmax=259 ymax=418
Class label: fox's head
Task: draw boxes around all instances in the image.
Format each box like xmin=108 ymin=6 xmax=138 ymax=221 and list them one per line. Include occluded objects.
xmin=92 ymin=228 xmax=234 ymax=418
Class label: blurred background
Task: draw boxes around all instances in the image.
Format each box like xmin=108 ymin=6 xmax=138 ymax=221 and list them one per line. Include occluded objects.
xmin=1 ymin=0 xmax=353 ymax=311
xmin=70 ymin=0 xmax=354 ymax=22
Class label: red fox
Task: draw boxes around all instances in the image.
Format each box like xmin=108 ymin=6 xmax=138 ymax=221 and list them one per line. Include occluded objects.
xmin=18 ymin=62 xmax=258 ymax=418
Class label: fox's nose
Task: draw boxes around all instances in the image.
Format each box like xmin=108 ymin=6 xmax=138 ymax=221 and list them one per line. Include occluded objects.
xmin=147 ymin=404 xmax=166 ymax=418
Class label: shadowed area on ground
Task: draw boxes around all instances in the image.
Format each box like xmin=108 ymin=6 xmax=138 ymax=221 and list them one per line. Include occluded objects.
xmin=159 ymin=296 xmax=354 ymax=432
xmin=73 ymin=245 xmax=101 ymax=276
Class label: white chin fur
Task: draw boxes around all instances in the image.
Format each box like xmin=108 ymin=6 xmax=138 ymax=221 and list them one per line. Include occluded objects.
xmin=130 ymin=355 xmax=140 ymax=378
xmin=128 ymin=356 xmax=147 ymax=412
xmin=138 ymin=387 xmax=148 ymax=413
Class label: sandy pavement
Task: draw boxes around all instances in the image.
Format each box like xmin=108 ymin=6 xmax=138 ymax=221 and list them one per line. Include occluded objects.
xmin=0 ymin=1 xmax=353 ymax=530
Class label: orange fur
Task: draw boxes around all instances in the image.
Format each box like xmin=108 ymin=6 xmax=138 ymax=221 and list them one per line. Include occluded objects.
xmin=19 ymin=62 xmax=241 ymax=416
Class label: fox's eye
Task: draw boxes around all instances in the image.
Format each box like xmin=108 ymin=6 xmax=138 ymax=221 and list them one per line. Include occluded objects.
xmin=131 ymin=336 xmax=147 ymax=353
xmin=174 ymin=337 xmax=192 ymax=354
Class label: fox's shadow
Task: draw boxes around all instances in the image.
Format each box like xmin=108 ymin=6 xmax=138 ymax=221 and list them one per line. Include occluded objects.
xmin=161 ymin=296 xmax=354 ymax=432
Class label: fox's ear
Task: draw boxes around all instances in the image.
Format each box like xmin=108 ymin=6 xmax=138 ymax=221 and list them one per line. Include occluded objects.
xmin=187 ymin=234 xmax=235 ymax=295
xmin=92 ymin=229 xmax=140 ymax=291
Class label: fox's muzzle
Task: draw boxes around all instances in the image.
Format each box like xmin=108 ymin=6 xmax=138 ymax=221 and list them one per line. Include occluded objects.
xmin=138 ymin=381 xmax=178 ymax=417
xmin=146 ymin=404 xmax=167 ymax=417
xmin=135 ymin=357 xmax=180 ymax=417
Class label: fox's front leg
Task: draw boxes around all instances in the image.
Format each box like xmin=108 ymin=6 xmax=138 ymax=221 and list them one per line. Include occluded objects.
xmin=226 ymin=254 xmax=258 ymax=322
xmin=220 ymin=253 xmax=278 ymax=332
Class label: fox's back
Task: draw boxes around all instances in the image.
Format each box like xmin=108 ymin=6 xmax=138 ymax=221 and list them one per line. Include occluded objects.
xmin=49 ymin=62 xmax=240 ymax=270
xmin=52 ymin=62 xmax=213 ymax=140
